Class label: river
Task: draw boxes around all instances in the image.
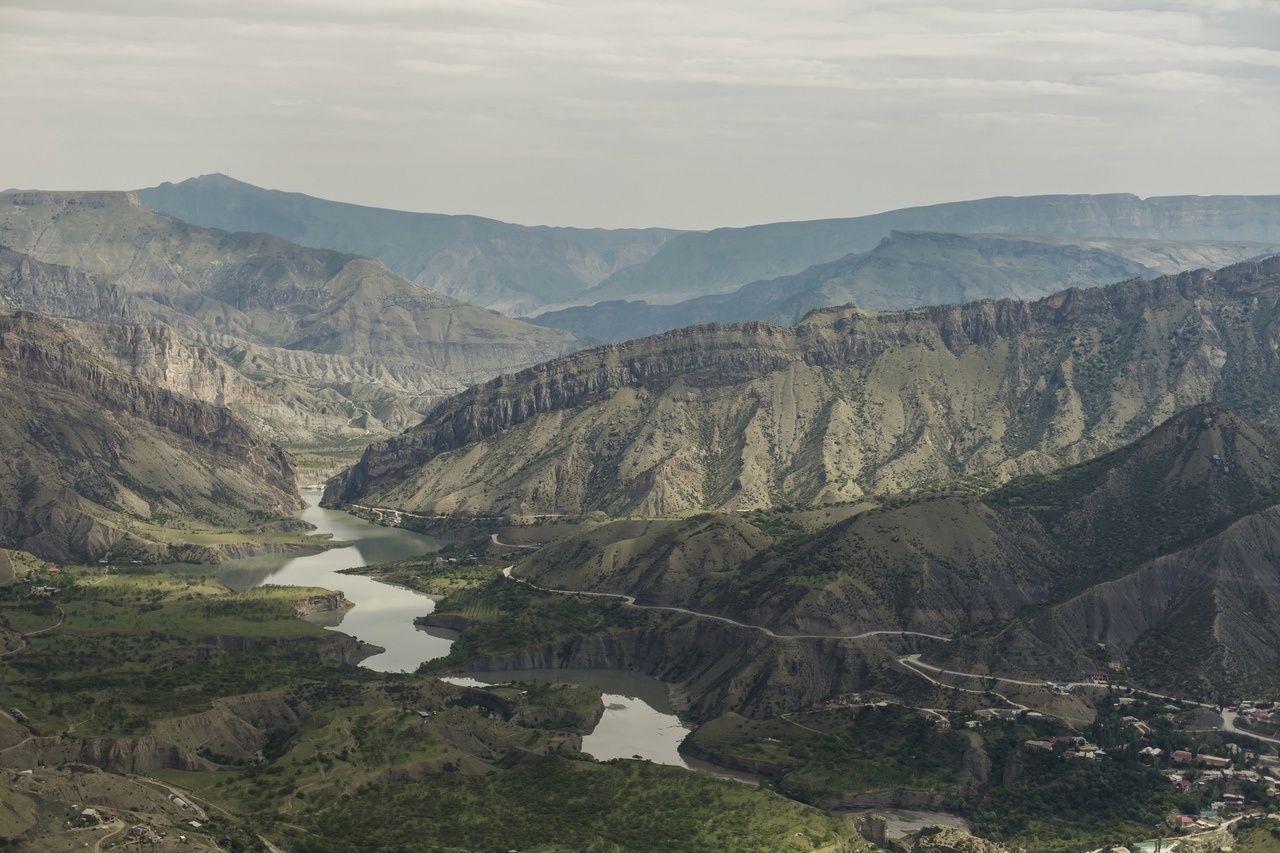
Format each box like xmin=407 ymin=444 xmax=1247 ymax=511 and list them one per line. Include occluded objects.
xmin=179 ymin=492 xmax=741 ymax=777
xmin=172 ymin=489 xmax=453 ymax=672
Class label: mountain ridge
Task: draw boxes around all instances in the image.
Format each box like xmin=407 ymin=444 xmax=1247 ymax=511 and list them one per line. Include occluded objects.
xmin=137 ymin=174 xmax=683 ymax=314
xmin=476 ymin=403 xmax=1280 ymax=704
xmin=578 ymin=193 xmax=1280 ymax=307
xmin=327 ymin=257 xmax=1280 ymax=516
xmin=530 ymin=231 xmax=1280 ymax=342
xmin=0 ymin=191 xmax=588 ymax=445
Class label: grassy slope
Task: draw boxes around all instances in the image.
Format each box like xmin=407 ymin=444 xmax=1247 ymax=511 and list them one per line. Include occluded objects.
xmin=283 ymin=757 xmax=859 ymax=853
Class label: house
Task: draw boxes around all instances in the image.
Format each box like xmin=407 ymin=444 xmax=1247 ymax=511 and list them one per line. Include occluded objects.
xmin=1201 ymin=755 xmax=1231 ymax=768
xmin=1177 ymin=816 xmax=1195 ymax=828
xmin=1025 ymin=740 xmax=1054 ymax=751
xmin=78 ymin=808 xmax=100 ymax=824
xmin=1172 ymin=750 xmax=1194 ymax=764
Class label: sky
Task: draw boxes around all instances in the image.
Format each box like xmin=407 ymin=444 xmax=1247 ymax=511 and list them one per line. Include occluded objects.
xmin=2 ymin=0 xmax=1279 ymax=229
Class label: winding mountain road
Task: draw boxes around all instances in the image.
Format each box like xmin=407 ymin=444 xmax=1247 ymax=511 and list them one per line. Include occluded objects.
xmin=496 ymin=566 xmax=1275 ymax=745
xmin=499 ymin=566 xmax=952 ymax=643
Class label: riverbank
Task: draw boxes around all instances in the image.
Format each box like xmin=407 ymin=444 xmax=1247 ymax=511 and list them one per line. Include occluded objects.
xmin=166 ymin=491 xmax=450 ymax=673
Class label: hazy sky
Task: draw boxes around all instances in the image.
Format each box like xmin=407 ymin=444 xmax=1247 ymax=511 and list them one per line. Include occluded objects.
xmin=2 ymin=0 xmax=1278 ymax=229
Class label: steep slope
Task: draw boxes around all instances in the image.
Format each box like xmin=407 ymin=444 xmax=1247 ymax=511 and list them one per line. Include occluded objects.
xmin=328 ymin=257 xmax=1280 ymax=517
xmin=494 ymin=405 xmax=1280 ymax=700
xmin=0 ymin=191 xmax=586 ymax=443
xmin=137 ymin=174 xmax=682 ymax=314
xmin=520 ymin=499 xmax=1056 ymax=638
xmin=1030 ymin=505 xmax=1280 ymax=695
xmin=581 ymin=193 xmax=1280 ymax=305
xmin=532 ymin=231 xmax=1280 ymax=342
xmin=990 ymin=405 xmax=1280 ymax=586
xmin=996 ymin=404 xmax=1280 ymax=693
xmin=0 ymin=311 xmax=304 ymax=563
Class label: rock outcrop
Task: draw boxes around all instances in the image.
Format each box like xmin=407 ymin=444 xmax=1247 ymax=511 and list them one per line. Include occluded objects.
xmin=329 ymin=257 xmax=1280 ymax=516
xmin=0 ymin=310 xmax=304 ymax=563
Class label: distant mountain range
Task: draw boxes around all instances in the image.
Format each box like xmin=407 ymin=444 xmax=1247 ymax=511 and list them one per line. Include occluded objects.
xmin=0 ymin=190 xmax=586 ymax=446
xmin=530 ymin=231 xmax=1280 ymax=342
xmin=573 ymin=193 xmax=1280 ymax=308
xmin=138 ymin=178 xmax=1280 ymax=324
xmin=326 ymin=256 xmax=1280 ymax=517
xmin=137 ymin=175 xmax=683 ymax=315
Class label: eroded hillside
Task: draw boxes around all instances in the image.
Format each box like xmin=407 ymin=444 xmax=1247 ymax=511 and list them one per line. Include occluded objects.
xmin=0 ymin=191 xmax=586 ymax=446
xmin=0 ymin=311 xmax=305 ymax=563
xmin=329 ymin=257 xmax=1280 ymax=516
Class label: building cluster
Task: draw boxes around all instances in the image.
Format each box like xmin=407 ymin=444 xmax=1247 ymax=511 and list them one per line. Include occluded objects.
xmin=1022 ymin=734 xmax=1109 ymax=760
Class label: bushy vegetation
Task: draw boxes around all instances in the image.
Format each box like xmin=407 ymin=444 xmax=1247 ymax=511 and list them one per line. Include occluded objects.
xmin=418 ymin=578 xmax=660 ymax=673
xmin=341 ymin=556 xmax=500 ymax=597
xmin=281 ymin=756 xmax=859 ymax=853
xmin=688 ymin=704 xmax=968 ymax=809
xmin=0 ymin=569 xmax=367 ymax=735
xmin=961 ymin=721 xmax=1190 ymax=853
xmin=1233 ymin=819 xmax=1280 ymax=853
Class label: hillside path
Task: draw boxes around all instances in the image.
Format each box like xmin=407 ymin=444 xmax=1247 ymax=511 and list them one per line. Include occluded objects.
xmin=500 ymin=566 xmax=952 ymax=643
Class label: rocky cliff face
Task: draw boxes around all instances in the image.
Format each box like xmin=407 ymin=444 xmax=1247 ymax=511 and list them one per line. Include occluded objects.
xmin=329 ymin=257 xmax=1280 ymax=516
xmin=0 ymin=310 xmax=304 ymax=562
xmin=0 ymin=192 xmax=587 ymax=446
xmin=472 ymin=405 xmax=1280 ymax=701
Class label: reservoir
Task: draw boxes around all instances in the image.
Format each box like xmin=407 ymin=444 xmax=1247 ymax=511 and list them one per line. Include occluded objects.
xmin=446 ymin=669 xmax=757 ymax=783
xmin=185 ymin=491 xmax=749 ymax=779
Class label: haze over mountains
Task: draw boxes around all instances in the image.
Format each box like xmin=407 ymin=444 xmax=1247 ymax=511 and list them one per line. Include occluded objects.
xmin=576 ymin=194 xmax=1280 ymax=307
xmin=532 ymin=230 xmax=1280 ymax=342
xmin=0 ymin=190 xmax=586 ymax=445
xmin=9 ymin=176 xmax=1280 ymax=703
xmin=139 ymin=177 xmax=1280 ymax=322
xmin=138 ymin=175 xmax=683 ymax=316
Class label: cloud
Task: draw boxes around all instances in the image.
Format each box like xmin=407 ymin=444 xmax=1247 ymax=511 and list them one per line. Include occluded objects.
xmin=0 ymin=0 xmax=1276 ymax=227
